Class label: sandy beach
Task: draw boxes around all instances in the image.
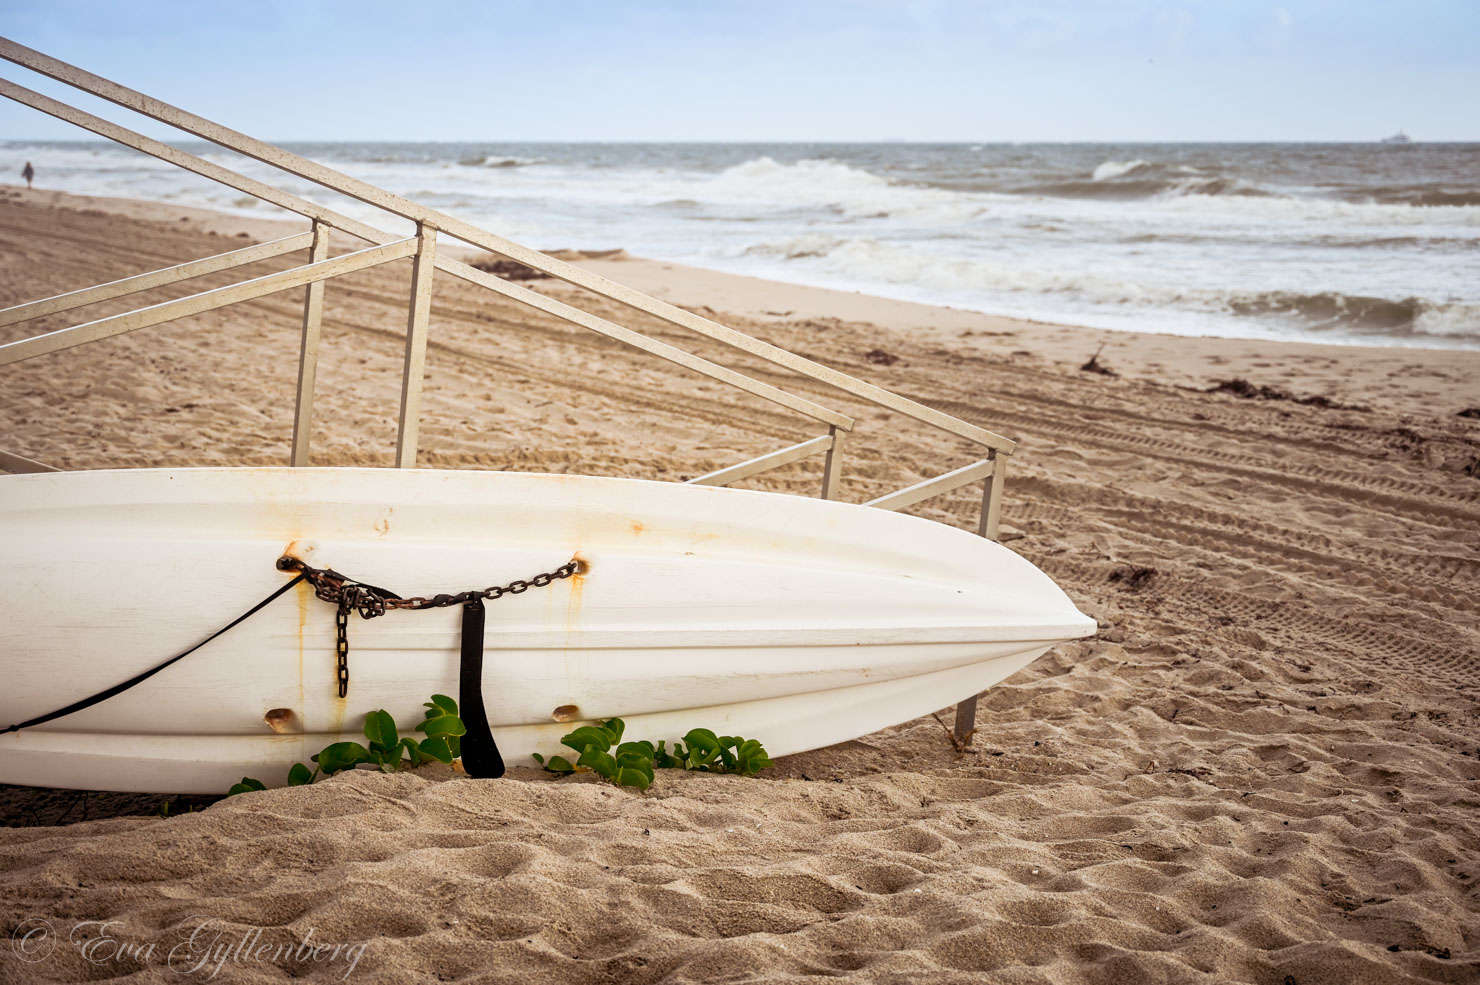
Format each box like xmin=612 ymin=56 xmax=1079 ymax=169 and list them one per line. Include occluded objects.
xmin=1 ymin=188 xmax=1477 ymax=983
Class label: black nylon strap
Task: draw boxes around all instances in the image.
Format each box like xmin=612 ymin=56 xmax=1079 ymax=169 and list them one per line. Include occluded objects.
xmin=3 ymin=573 xmax=307 ymax=735
xmin=457 ymin=597 xmax=504 ymax=778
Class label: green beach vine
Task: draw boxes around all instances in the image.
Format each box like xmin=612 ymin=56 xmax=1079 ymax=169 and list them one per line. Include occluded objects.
xmin=226 ymin=694 xmax=467 ymax=795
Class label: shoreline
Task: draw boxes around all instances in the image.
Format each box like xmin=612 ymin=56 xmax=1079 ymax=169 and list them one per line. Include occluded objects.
xmin=6 ymin=183 xmax=1477 ymax=419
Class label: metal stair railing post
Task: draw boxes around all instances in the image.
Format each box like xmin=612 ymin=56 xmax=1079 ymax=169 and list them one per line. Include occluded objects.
xmin=395 ymin=223 xmax=438 ymax=469
xmin=954 ymin=449 xmax=1009 ymax=747
xmin=291 ymin=220 xmax=331 ymax=467
xmin=977 ymin=450 xmax=1006 ymax=540
xmin=820 ymin=425 xmax=846 ymax=501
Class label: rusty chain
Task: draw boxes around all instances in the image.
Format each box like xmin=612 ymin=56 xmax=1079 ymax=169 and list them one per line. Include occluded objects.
xmin=276 ymin=555 xmax=584 ymax=697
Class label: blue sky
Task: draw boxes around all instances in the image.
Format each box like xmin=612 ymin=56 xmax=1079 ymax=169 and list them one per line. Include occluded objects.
xmin=0 ymin=0 xmax=1475 ymax=141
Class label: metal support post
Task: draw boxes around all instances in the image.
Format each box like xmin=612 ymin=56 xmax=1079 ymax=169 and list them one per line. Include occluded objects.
xmin=820 ymin=424 xmax=846 ymax=500
xmin=290 ymin=220 xmax=330 ymax=466
xmin=956 ymin=450 xmax=1009 ymax=748
xmin=977 ymin=450 xmax=1006 ymax=540
xmin=394 ymin=222 xmax=438 ymax=468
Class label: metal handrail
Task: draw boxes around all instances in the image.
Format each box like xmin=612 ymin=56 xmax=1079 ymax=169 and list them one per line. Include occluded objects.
xmin=0 ymin=36 xmax=1014 ymax=457
xmin=0 ymin=76 xmax=853 ymax=437
xmin=0 ymin=36 xmax=1010 ymax=539
xmin=0 ymin=238 xmax=418 ymax=366
xmin=0 ymin=231 xmax=314 ymax=327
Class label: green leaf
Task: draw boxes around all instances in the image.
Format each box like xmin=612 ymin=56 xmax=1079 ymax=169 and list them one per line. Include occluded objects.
xmin=602 ymin=718 xmax=626 ymax=745
xmin=615 ymin=750 xmax=652 ymax=770
xmin=734 ymin=739 xmax=774 ymax=776
xmin=532 ymin=752 xmax=576 ymax=774
xmin=680 ymin=729 xmax=721 ymax=770
xmin=614 ymin=752 xmax=655 ymax=788
xmin=614 ymin=766 xmax=652 ymax=790
xmin=227 ymin=777 xmax=267 ymax=796
xmin=683 ymin=728 xmax=720 ymax=751
xmin=416 ymin=714 xmax=467 ymax=738
xmin=448 ymin=734 xmax=461 ymax=759
xmin=418 ymin=736 xmax=453 ymax=764
xmin=424 ymin=694 xmax=458 ymax=718
xmin=314 ymin=741 xmax=371 ymax=775
xmin=364 ymin=709 xmax=399 ymax=751
xmin=652 ymin=740 xmax=679 ymax=769
xmin=616 ymin=740 xmax=655 ymax=760
xmin=577 ymin=748 xmax=617 ymax=779
xmin=561 ymin=725 xmax=616 ymax=755
xmin=398 ymin=736 xmax=428 ymax=766
xmin=287 ymin=763 xmax=313 ymax=786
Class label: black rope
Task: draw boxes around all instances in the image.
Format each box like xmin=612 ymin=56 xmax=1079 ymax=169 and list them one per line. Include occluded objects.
xmin=4 ymin=573 xmax=307 ymax=735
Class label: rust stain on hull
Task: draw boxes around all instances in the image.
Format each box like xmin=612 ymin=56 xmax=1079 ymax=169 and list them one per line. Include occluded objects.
xmin=562 ymin=551 xmax=589 ymax=706
xmin=296 ymin=579 xmax=309 ymax=723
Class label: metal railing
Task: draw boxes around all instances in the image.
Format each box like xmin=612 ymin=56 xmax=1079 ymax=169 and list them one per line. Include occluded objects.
xmin=0 ymin=36 xmax=1015 ymax=547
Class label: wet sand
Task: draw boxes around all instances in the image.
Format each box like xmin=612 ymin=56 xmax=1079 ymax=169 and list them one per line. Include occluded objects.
xmin=1 ymin=189 xmax=1477 ymax=984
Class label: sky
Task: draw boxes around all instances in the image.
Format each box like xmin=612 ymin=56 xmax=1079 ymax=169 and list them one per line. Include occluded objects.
xmin=0 ymin=0 xmax=1476 ymax=143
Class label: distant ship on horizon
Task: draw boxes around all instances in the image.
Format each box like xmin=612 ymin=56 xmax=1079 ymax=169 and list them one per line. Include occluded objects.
xmin=1380 ymin=131 xmax=1413 ymax=144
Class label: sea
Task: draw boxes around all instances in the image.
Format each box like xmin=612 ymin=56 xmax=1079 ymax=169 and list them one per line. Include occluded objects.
xmin=6 ymin=140 xmax=1479 ymax=349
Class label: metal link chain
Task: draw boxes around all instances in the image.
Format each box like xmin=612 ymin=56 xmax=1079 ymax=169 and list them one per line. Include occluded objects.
xmin=276 ymin=554 xmax=584 ymax=697
xmin=334 ymin=596 xmax=352 ymax=698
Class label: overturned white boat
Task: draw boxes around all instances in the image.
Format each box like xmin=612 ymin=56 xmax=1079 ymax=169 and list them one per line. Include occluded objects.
xmin=0 ymin=38 xmax=1094 ymax=793
xmin=0 ymin=467 xmax=1092 ymax=793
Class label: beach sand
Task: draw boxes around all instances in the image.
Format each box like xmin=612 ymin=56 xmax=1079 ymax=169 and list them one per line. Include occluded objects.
xmin=1 ymin=188 xmax=1477 ymax=984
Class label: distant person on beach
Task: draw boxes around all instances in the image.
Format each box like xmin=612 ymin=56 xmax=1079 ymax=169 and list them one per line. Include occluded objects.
xmin=21 ymin=161 xmax=34 ymax=189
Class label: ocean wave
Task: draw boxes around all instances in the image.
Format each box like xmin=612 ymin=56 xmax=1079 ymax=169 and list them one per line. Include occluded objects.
xmin=1231 ymin=291 xmax=1479 ymax=338
xmin=1334 ymin=185 xmax=1480 ymax=208
xmin=457 ymin=154 xmax=541 ymax=168
xmin=1158 ymin=192 xmax=1480 ymax=226
xmin=1024 ymin=159 xmax=1274 ymax=200
xmin=737 ymin=234 xmax=1478 ymax=341
xmin=705 ymin=157 xmax=984 ymax=222
xmin=1091 ymin=159 xmax=1150 ymax=181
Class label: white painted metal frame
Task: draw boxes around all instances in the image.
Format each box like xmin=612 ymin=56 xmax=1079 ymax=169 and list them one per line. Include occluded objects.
xmin=0 ymin=231 xmax=314 ymax=328
xmin=291 ymin=221 xmax=330 ymax=467
xmin=0 ymin=36 xmax=1024 ymax=737
xmin=0 ymin=238 xmax=416 ymax=366
xmin=0 ymin=449 xmax=59 ymax=474
xmin=687 ymin=435 xmax=833 ymax=488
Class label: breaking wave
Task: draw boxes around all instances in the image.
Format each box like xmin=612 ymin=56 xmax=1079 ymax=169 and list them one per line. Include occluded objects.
xmin=1025 ymin=159 xmax=1274 ymax=200
xmin=739 ymin=234 xmax=1479 ymax=343
xmin=10 ymin=137 xmax=1477 ymax=349
xmin=457 ymin=154 xmax=541 ymax=168
xmin=1231 ymin=291 xmax=1480 ymax=340
xmin=1332 ymin=185 xmax=1480 ymax=208
xmin=700 ymin=157 xmax=985 ymax=222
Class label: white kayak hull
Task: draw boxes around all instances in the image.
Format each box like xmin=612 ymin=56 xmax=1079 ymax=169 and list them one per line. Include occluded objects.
xmin=0 ymin=468 xmax=1094 ymax=793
